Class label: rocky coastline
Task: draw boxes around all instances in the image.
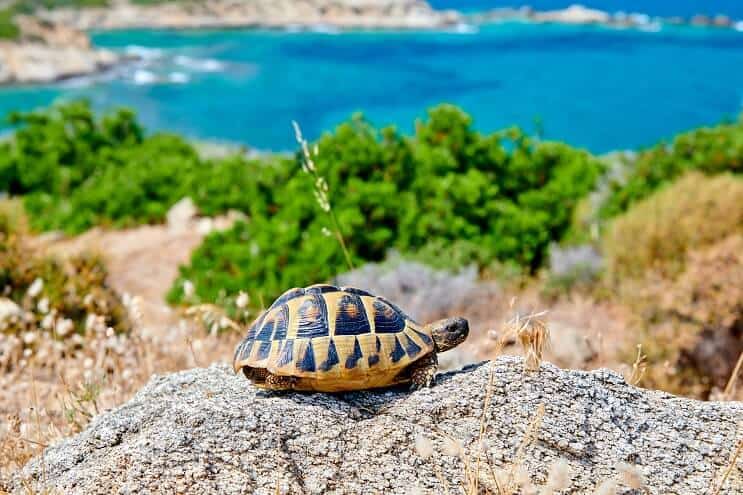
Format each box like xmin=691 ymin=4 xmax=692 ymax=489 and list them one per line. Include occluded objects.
xmin=468 ymin=4 xmax=742 ymax=31
xmin=0 ymin=2 xmax=741 ymax=87
xmin=34 ymin=0 xmax=460 ymax=31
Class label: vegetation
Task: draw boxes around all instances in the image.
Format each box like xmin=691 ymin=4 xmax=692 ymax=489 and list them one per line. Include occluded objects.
xmin=603 ymin=172 xmax=743 ymax=281
xmin=170 ymin=105 xmax=603 ymax=305
xmin=0 ymin=202 xmax=129 ymax=357
xmin=0 ymin=101 xmax=291 ymax=233
xmin=629 ymin=234 xmax=743 ymax=398
xmin=600 ymin=116 xmax=743 ymax=219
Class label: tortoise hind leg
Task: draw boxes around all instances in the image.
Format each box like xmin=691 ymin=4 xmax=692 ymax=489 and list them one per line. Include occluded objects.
xmin=265 ymin=373 xmax=298 ymax=391
xmin=409 ymin=353 xmax=438 ymax=390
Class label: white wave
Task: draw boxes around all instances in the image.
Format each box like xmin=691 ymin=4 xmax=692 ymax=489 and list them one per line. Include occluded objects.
xmin=132 ymin=69 xmax=158 ymax=85
xmin=174 ymin=55 xmax=225 ymax=72
xmin=629 ymin=13 xmax=651 ymax=25
xmin=168 ymin=72 xmax=190 ymax=84
xmin=311 ymin=24 xmax=340 ymax=34
xmin=449 ymin=23 xmax=478 ymax=34
xmin=639 ymin=21 xmax=662 ymax=32
xmin=124 ymin=45 xmax=164 ymax=61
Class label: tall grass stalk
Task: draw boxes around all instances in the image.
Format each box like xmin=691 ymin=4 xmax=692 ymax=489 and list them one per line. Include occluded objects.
xmin=292 ymin=121 xmax=354 ymax=271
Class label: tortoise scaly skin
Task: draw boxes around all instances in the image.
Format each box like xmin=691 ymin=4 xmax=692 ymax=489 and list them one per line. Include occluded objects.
xmin=233 ymin=284 xmax=469 ymax=392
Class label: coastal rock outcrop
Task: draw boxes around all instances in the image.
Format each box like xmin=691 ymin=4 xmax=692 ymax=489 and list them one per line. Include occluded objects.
xmin=12 ymin=356 xmax=742 ymax=494
xmin=0 ymin=15 xmax=123 ymax=85
xmin=36 ymin=0 xmax=460 ymax=31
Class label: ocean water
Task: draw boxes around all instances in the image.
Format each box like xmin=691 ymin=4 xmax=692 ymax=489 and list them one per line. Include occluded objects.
xmin=431 ymin=1 xmax=743 ymax=18
xmin=1 ymin=21 xmax=742 ymax=153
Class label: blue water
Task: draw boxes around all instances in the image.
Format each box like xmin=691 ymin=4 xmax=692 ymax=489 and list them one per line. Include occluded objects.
xmin=432 ymin=1 xmax=743 ymax=18
xmin=1 ymin=22 xmax=742 ymax=153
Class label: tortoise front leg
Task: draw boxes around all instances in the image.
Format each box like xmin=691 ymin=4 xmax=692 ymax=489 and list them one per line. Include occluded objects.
xmin=409 ymin=352 xmax=438 ymax=390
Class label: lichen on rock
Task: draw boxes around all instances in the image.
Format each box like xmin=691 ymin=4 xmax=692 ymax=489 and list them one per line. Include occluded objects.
xmin=12 ymin=356 xmax=743 ymax=494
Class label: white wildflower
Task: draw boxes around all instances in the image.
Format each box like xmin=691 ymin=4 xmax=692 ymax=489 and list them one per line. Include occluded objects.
xmin=236 ymin=291 xmax=249 ymax=309
xmin=27 ymin=278 xmax=43 ymax=298
xmin=22 ymin=348 xmax=32 ymax=358
xmin=183 ymin=280 xmax=195 ymax=299
xmin=37 ymin=297 xmax=50 ymax=314
xmin=56 ymin=318 xmax=74 ymax=337
xmin=83 ymin=358 xmax=94 ymax=369
xmin=22 ymin=332 xmax=37 ymax=345
xmin=41 ymin=313 xmax=54 ymax=330
xmin=321 ymin=227 xmax=332 ymax=237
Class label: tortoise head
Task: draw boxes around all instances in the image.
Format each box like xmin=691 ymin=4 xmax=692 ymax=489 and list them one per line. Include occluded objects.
xmin=426 ymin=317 xmax=469 ymax=352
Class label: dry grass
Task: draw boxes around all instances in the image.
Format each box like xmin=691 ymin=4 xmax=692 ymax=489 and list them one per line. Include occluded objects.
xmin=604 ymin=172 xmax=743 ymax=281
xmin=0 ymin=293 xmax=241 ymax=488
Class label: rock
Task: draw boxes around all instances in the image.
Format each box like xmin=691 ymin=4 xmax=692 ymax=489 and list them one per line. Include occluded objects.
xmin=36 ymin=0 xmax=460 ymax=31
xmin=533 ymin=4 xmax=611 ymax=25
xmin=166 ymin=197 xmax=199 ymax=231
xmin=0 ymin=42 xmax=121 ymax=85
xmin=12 ymin=357 xmax=742 ymax=494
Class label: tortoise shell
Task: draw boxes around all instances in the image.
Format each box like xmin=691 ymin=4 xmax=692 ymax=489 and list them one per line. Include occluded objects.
xmin=233 ymin=284 xmax=435 ymax=391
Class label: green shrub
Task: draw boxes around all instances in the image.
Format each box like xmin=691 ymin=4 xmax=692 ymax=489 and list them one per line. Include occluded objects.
xmin=171 ymin=105 xmax=603 ymax=305
xmin=0 ymin=9 xmax=20 ymax=40
xmin=600 ymin=116 xmax=743 ymax=219
xmin=604 ymin=172 xmax=743 ymax=282
xmin=0 ymin=100 xmax=288 ymax=233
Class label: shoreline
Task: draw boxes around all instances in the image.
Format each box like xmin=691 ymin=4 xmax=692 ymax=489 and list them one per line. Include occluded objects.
xmin=0 ymin=2 xmax=741 ymax=87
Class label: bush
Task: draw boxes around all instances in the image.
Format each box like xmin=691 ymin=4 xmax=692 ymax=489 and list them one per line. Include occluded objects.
xmin=171 ymin=105 xmax=603 ymax=305
xmin=603 ymin=172 xmax=743 ymax=282
xmin=0 ymin=9 xmax=20 ymax=40
xmin=600 ymin=116 xmax=743 ymax=219
xmin=0 ymin=101 xmax=291 ymax=233
xmin=635 ymin=234 xmax=743 ymax=398
xmin=0 ymin=208 xmax=130 ymax=369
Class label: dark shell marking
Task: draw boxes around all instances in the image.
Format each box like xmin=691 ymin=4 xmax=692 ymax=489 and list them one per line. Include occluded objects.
xmin=319 ymin=339 xmax=340 ymax=371
xmin=295 ymin=294 xmax=329 ymax=338
xmin=372 ymin=299 xmax=406 ymax=334
xmin=299 ymin=341 xmax=316 ymax=372
xmin=345 ymin=338 xmax=364 ymax=369
xmin=334 ymin=294 xmax=371 ymax=336
xmin=236 ymin=285 xmax=433 ymax=375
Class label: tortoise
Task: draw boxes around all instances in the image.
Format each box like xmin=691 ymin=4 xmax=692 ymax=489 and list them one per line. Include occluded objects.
xmin=233 ymin=284 xmax=469 ymax=392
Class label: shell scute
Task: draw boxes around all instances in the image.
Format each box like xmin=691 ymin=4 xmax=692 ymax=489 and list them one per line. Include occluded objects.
xmin=295 ymin=294 xmax=330 ymax=339
xmin=234 ymin=285 xmax=437 ymax=387
xmin=334 ymin=293 xmax=371 ymax=336
xmin=372 ymin=299 xmax=406 ymax=333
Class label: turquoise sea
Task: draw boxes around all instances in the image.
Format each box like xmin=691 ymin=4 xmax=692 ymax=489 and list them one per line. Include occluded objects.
xmin=2 ymin=15 xmax=742 ymax=152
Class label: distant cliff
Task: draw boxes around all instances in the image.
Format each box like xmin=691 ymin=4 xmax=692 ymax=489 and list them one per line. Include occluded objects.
xmin=0 ymin=0 xmax=458 ymax=85
xmin=0 ymin=15 xmax=124 ymax=85
xmin=35 ymin=0 xmax=460 ymax=31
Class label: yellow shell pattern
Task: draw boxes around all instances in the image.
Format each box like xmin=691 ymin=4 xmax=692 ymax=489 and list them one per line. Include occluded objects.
xmin=233 ymin=284 xmax=435 ymax=391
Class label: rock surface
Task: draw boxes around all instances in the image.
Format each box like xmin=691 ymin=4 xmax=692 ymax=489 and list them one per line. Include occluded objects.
xmin=0 ymin=42 xmax=121 ymax=85
xmin=12 ymin=356 xmax=743 ymax=494
xmin=37 ymin=0 xmax=459 ymax=31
